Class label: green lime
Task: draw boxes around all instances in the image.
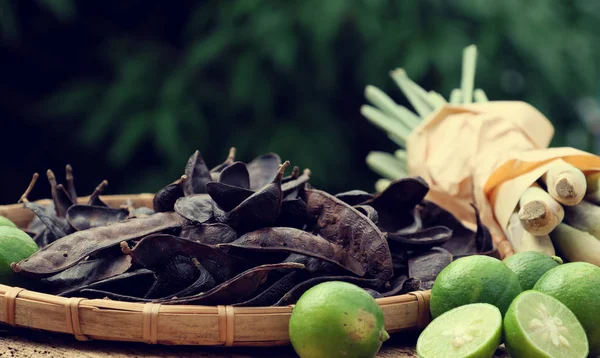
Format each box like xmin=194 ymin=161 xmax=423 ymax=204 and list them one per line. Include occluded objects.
xmin=0 ymin=226 xmax=38 ymax=284
xmin=289 ymin=281 xmax=389 ymax=358
xmin=503 ymin=290 xmax=588 ymax=358
xmin=503 ymin=251 xmax=562 ymax=290
xmin=430 ymin=255 xmax=522 ymax=318
xmin=0 ymin=215 xmax=17 ymax=228
xmin=416 ymin=303 xmax=502 ymax=358
xmin=533 ymin=262 xmax=600 ymax=356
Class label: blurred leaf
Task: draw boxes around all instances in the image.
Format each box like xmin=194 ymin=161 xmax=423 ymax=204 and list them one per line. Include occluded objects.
xmin=0 ymin=0 xmax=18 ymax=41
xmin=37 ymin=0 xmax=75 ymax=21
xmin=108 ymin=112 xmax=152 ymax=166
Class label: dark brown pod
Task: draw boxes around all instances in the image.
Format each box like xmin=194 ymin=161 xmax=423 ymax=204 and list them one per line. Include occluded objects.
xmin=130 ymin=234 xmax=252 ymax=284
xmin=273 ymin=198 xmax=308 ymax=229
xmin=232 ymin=271 xmax=303 ymax=307
xmin=180 ymin=223 xmax=237 ymax=246
xmin=61 ymin=269 xmax=156 ymax=299
xmin=143 ymin=256 xmax=215 ymax=299
xmin=335 ymin=190 xmax=374 ymax=206
xmin=11 ymin=212 xmax=186 ymax=277
xmin=183 ymin=150 xmax=212 ymax=195
xmin=380 ymin=275 xmax=409 ymax=297
xmin=218 ymin=161 xmax=250 ymax=189
xmin=386 ymin=226 xmax=453 ymax=249
xmin=205 ymin=182 xmax=254 ymax=212
xmin=247 ymin=153 xmax=281 ymax=190
xmin=210 ymin=147 xmax=236 ymax=174
xmin=46 ymin=169 xmax=73 ymax=217
xmin=43 ymin=255 xmax=132 ymax=295
xmin=304 ymin=188 xmax=394 ymax=283
xmin=353 ymin=205 xmax=379 ymax=225
xmin=174 ymin=194 xmax=214 ymax=223
xmin=24 ymin=202 xmax=72 ymax=239
xmin=66 ymin=205 xmax=130 ymax=231
xmin=281 ymin=169 xmax=311 ymax=199
xmin=153 ymin=175 xmax=187 ymax=213
xmin=408 ymin=247 xmax=453 ymax=290
xmin=159 ymin=262 xmax=304 ymax=305
xmin=86 ymin=180 xmax=109 ymax=207
xmin=215 ymin=161 xmax=289 ymax=233
xmin=219 ymin=227 xmax=365 ymax=277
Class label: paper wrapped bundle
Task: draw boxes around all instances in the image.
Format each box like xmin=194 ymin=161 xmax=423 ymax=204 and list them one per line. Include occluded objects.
xmin=363 ymin=45 xmax=600 ymax=261
xmin=407 ymin=101 xmax=600 ymax=257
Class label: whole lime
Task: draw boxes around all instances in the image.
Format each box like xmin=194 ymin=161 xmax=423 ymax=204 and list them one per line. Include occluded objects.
xmin=533 ymin=262 xmax=600 ymax=356
xmin=430 ymin=255 xmax=522 ymax=318
xmin=503 ymin=251 xmax=562 ymax=290
xmin=289 ymin=281 xmax=389 ymax=358
xmin=0 ymin=215 xmax=17 ymax=228
xmin=0 ymin=226 xmax=38 ymax=284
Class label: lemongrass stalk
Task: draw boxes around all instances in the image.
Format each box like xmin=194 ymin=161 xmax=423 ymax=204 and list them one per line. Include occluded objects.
xmin=506 ymin=212 xmax=555 ymax=255
xmin=449 ymin=89 xmax=462 ymax=104
xmin=390 ymin=69 xmax=432 ymax=118
xmin=388 ymin=133 xmax=406 ymax=148
xmin=428 ymin=91 xmax=447 ymax=108
xmin=541 ymin=162 xmax=587 ymax=206
xmin=366 ymin=151 xmax=408 ymax=180
xmin=360 ymin=105 xmax=412 ymax=143
xmin=474 ymin=89 xmax=488 ymax=103
xmin=518 ymin=183 xmax=564 ymax=236
xmin=550 ymin=223 xmax=600 ymax=266
xmin=394 ymin=149 xmax=407 ymax=163
xmin=584 ymin=172 xmax=600 ymax=204
xmin=375 ymin=178 xmax=392 ymax=193
xmin=364 ymin=85 xmax=420 ymax=129
xmin=460 ymin=45 xmax=478 ymax=104
xmin=563 ymin=200 xmax=600 ymax=239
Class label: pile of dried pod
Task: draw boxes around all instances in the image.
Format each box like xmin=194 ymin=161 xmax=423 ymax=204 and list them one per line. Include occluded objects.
xmin=10 ymin=148 xmax=493 ymax=306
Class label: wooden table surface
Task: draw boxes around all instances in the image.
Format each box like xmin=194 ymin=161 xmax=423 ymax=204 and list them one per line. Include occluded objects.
xmin=0 ymin=326 xmax=510 ymax=357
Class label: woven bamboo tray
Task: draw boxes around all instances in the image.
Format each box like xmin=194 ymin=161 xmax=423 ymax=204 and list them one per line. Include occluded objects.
xmin=0 ymin=194 xmax=506 ymax=347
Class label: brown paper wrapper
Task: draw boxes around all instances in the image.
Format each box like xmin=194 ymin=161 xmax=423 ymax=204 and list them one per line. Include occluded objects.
xmin=407 ymin=101 xmax=600 ymax=257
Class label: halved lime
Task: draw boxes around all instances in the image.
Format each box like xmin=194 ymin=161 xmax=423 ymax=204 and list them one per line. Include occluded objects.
xmin=416 ymin=303 xmax=502 ymax=358
xmin=504 ymin=290 xmax=588 ymax=358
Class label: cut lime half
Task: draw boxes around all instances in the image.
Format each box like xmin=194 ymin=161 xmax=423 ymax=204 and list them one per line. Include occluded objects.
xmin=416 ymin=303 xmax=502 ymax=358
xmin=504 ymin=290 xmax=588 ymax=358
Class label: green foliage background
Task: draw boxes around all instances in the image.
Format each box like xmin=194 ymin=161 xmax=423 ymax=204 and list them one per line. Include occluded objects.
xmin=2 ymin=0 xmax=600 ymax=203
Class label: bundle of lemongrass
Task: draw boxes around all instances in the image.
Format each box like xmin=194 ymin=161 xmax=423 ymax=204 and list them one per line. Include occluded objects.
xmin=362 ymin=45 xmax=600 ymax=265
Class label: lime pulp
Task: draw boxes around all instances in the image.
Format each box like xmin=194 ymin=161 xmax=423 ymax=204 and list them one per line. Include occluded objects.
xmin=416 ymin=303 xmax=502 ymax=358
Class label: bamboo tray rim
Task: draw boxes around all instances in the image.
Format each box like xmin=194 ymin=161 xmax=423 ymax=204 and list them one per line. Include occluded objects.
xmin=0 ymin=194 xmax=435 ymax=347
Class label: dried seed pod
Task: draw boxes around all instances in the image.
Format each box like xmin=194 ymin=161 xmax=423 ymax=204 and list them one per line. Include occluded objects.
xmin=232 ymin=271 xmax=303 ymax=307
xmin=174 ymin=194 xmax=214 ymax=223
xmin=65 ymin=164 xmax=77 ymax=202
xmin=353 ymin=205 xmax=379 ymax=224
xmin=247 ymin=153 xmax=281 ymax=190
xmin=179 ymin=223 xmax=237 ymax=246
xmin=205 ymin=182 xmax=254 ymax=212
xmin=210 ymin=147 xmax=237 ymax=175
xmin=159 ymin=262 xmax=305 ymax=305
xmin=66 ymin=205 xmax=130 ymax=231
xmin=130 ymin=234 xmax=252 ymax=284
xmin=304 ymin=188 xmax=394 ymax=283
xmin=407 ymin=247 xmax=453 ymax=290
xmin=153 ymin=175 xmax=187 ymax=213
xmin=218 ymin=161 xmax=250 ymax=189
xmin=386 ymin=226 xmax=453 ymax=249
xmin=273 ymin=198 xmax=308 ymax=229
xmin=46 ymin=170 xmax=73 ymax=217
xmin=334 ymin=190 xmax=374 ymax=206
xmin=219 ymin=227 xmax=366 ymax=277
xmin=61 ymin=269 xmax=156 ymax=299
xmin=215 ymin=161 xmax=289 ymax=233
xmin=87 ymin=180 xmax=109 ymax=207
xmin=11 ymin=212 xmax=186 ymax=277
xmin=183 ymin=150 xmax=212 ymax=195
xmin=43 ymin=255 xmax=132 ymax=295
